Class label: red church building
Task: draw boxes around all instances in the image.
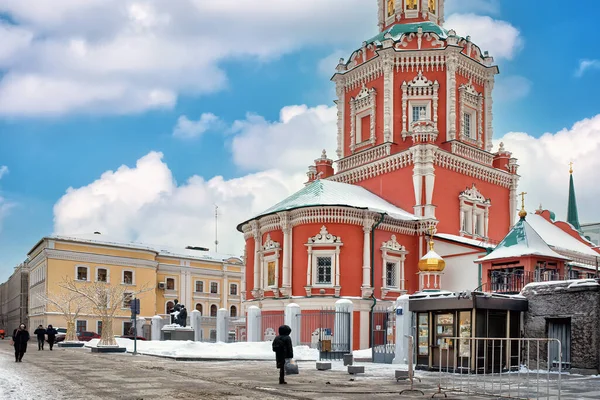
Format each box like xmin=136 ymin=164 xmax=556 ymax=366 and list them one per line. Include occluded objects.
xmin=237 ymin=0 xmax=522 ymax=350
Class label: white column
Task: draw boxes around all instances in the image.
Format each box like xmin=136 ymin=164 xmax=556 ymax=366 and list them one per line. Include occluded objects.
xmin=446 ymin=53 xmax=457 ymax=140
xmin=334 ymin=299 xmax=354 ymax=353
xmin=393 ymin=295 xmax=410 ymax=364
xmin=252 ymin=222 xmax=261 ymax=291
xmin=151 ymin=315 xmax=163 ymax=341
xmin=362 ymin=226 xmax=371 ymax=288
xmin=223 ymin=264 xmax=229 ymax=310
xmin=247 ymin=306 xmax=261 ymax=342
xmin=284 ymin=303 xmax=301 ymax=346
xmin=335 ymin=247 xmax=341 ymax=287
xmin=190 ymin=309 xmax=202 ymax=341
xmin=306 ymin=248 xmax=313 ymax=287
xmin=216 ymin=308 xmax=228 ymax=343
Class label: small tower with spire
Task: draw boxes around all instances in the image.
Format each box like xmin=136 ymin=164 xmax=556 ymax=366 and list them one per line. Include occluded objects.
xmin=418 ymin=226 xmax=446 ymax=291
xmin=567 ymin=162 xmax=582 ymax=232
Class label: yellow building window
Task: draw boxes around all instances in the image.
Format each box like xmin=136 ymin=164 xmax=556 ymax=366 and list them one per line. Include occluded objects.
xmin=230 ymin=284 xmax=238 ymax=295
xmin=97 ymin=268 xmax=107 ymax=282
xmin=195 ymin=281 xmax=204 ymax=292
xmin=123 ymin=271 xmax=133 ymax=284
xmin=166 ymin=278 xmax=175 ymax=290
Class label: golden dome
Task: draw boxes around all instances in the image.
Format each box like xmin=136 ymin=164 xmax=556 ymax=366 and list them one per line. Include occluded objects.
xmin=518 ymin=209 xmax=528 ymax=219
xmin=418 ymin=238 xmax=446 ymax=272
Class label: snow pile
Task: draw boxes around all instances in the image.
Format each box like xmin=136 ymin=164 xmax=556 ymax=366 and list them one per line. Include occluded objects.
xmin=85 ymin=338 xmax=319 ymax=360
xmin=353 ymin=348 xmax=372 ymax=359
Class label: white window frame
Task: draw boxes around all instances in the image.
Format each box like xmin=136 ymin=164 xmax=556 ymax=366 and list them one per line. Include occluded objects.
xmin=76 ymin=320 xmax=87 ymax=333
xmin=165 ymin=277 xmax=176 ymax=291
xmin=459 ymin=184 xmax=491 ymax=239
xmin=384 ymin=258 xmax=402 ymax=289
xmin=349 ymin=85 xmax=376 ymax=152
xmin=122 ymin=292 xmax=133 ymax=309
xmin=229 ymin=283 xmax=238 ymax=296
xmin=355 ymin=109 xmax=371 ymax=146
xmin=209 ymin=281 xmax=219 ymax=294
xmin=385 ymin=0 xmax=396 ymax=25
xmin=75 ymin=265 xmax=90 ymax=282
xmin=312 ymin=251 xmax=335 ymax=287
xmin=463 ymin=108 xmax=475 ymax=139
xmin=380 ymin=235 xmax=408 ymax=292
xmin=122 ymin=269 xmax=135 ymax=285
xmin=95 ymin=267 xmax=109 ymax=283
xmin=262 ymin=254 xmax=279 ymax=289
xmin=409 ymin=101 xmax=430 ymax=126
xmin=195 ymin=280 xmax=205 ymax=293
xmin=210 ymin=304 xmax=218 ymax=317
xmin=404 ymin=0 xmax=419 ymax=18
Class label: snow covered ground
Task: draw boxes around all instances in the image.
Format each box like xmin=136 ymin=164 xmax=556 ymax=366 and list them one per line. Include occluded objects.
xmin=84 ymin=338 xmax=319 ymax=360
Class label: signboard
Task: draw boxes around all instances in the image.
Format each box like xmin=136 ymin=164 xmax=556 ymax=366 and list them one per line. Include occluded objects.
xmin=130 ymin=298 xmax=140 ymax=316
xmin=396 ymin=308 xmax=403 ymax=316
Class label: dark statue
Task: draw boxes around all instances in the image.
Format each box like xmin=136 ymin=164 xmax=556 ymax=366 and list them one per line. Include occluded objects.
xmin=177 ymin=306 xmax=188 ymax=327
xmin=169 ymin=299 xmax=187 ymax=327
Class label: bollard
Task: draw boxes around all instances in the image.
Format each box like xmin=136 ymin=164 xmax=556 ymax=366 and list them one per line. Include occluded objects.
xmin=284 ymin=303 xmax=301 ymax=346
xmin=247 ymin=306 xmax=261 ymax=342
xmin=151 ymin=315 xmax=163 ymax=341
xmin=216 ymin=308 xmax=228 ymax=343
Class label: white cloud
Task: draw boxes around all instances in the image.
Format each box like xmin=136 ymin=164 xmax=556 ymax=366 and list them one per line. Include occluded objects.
xmin=0 ymin=166 xmax=8 ymax=179
xmin=0 ymin=0 xmax=376 ymax=117
xmin=230 ymin=105 xmax=337 ymax=172
xmin=53 ymin=151 xmax=305 ymax=256
xmin=53 ymin=104 xmax=335 ymax=254
xmin=444 ymin=14 xmax=523 ymax=60
xmin=575 ymin=59 xmax=600 ymax=77
xmin=494 ymin=75 xmax=532 ymax=102
xmin=496 ymin=115 xmax=600 ymax=223
xmin=173 ymin=113 xmax=221 ymax=140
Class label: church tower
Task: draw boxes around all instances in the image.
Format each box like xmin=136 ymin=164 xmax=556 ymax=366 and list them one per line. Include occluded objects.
xmin=327 ymin=0 xmax=520 ymax=243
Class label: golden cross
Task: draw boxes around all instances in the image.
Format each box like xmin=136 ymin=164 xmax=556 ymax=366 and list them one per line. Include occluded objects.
xmin=519 ymin=192 xmax=527 ymax=211
xmin=569 ymin=161 xmax=573 ymax=174
xmin=428 ymin=225 xmax=436 ymax=237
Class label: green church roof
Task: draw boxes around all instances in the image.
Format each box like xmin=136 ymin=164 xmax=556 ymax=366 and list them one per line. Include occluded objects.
xmin=567 ymin=172 xmax=582 ymax=231
xmin=367 ymin=22 xmax=448 ymax=45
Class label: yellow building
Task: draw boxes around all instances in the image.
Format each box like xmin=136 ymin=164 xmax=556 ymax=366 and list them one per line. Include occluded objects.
xmin=27 ymin=233 xmax=243 ymax=337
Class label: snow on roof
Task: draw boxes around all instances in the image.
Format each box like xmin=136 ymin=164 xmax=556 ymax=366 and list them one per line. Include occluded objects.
xmin=477 ymin=217 xmax=570 ymax=263
xmin=527 ymin=213 xmax=599 ymax=258
xmin=523 ymin=279 xmax=599 ymax=290
xmin=43 ymin=233 xmax=241 ymax=263
xmin=239 ymin=179 xmax=418 ymax=229
xmin=435 ymin=233 xmax=495 ymax=249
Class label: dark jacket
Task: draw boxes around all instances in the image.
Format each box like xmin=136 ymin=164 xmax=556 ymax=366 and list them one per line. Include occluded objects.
xmin=46 ymin=327 xmax=58 ymax=340
xmin=34 ymin=327 xmax=46 ymax=339
xmin=12 ymin=329 xmax=30 ymax=352
xmin=272 ymin=325 xmax=294 ymax=368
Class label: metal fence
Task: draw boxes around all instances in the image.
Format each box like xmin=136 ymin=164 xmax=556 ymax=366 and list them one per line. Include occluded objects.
xmin=432 ymin=337 xmax=562 ymax=399
xmin=260 ymin=312 xmax=285 ymax=342
xmin=372 ymin=307 xmax=396 ymax=363
xmin=227 ymin=316 xmax=246 ymax=343
xmin=296 ymin=308 xmax=351 ymax=361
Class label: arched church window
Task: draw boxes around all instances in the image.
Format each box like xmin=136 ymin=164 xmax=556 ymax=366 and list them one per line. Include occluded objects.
xmin=459 ymin=184 xmax=491 ymax=239
xmin=380 ymin=235 xmax=408 ymax=294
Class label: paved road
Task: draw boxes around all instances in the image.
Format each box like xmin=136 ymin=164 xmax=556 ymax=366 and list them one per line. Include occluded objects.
xmin=1 ymin=340 xmax=599 ymax=399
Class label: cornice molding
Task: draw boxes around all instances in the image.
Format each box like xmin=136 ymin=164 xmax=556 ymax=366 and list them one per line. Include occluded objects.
xmin=44 ymin=249 xmax=158 ymax=269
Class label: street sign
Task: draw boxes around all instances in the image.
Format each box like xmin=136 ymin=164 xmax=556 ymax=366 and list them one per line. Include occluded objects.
xmin=130 ymin=298 xmax=140 ymax=315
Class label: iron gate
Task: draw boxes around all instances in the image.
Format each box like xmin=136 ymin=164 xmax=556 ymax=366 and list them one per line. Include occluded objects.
xmin=372 ymin=307 xmax=396 ymax=363
xmin=297 ymin=309 xmax=351 ymax=360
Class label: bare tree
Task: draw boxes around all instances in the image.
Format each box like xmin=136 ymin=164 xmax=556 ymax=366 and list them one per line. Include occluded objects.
xmin=38 ymin=291 xmax=88 ymax=342
xmin=59 ymin=277 xmax=153 ymax=347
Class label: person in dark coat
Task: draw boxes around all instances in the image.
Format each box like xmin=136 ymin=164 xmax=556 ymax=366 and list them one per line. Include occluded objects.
xmin=12 ymin=323 xmax=30 ymax=362
xmin=46 ymin=325 xmax=58 ymax=351
xmin=272 ymin=325 xmax=294 ymax=384
xmin=34 ymin=325 xmax=46 ymax=350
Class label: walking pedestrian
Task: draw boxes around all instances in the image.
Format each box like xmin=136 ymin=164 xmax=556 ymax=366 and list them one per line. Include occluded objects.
xmin=46 ymin=325 xmax=58 ymax=351
xmin=34 ymin=324 xmax=46 ymax=350
xmin=11 ymin=323 xmax=30 ymax=362
xmin=272 ymin=324 xmax=294 ymax=384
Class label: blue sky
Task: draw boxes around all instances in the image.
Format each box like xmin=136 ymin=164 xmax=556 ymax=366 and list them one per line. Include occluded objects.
xmin=1 ymin=0 xmax=600 ymax=281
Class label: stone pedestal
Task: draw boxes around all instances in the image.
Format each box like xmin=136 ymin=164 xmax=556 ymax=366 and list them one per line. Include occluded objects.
xmin=348 ymin=365 xmax=365 ymax=374
xmin=58 ymin=342 xmax=85 ymax=348
xmin=247 ymin=306 xmax=261 ymax=342
xmin=91 ymin=346 xmax=127 ymax=353
xmin=161 ymin=324 xmax=195 ymax=341
xmin=343 ymin=354 xmax=353 ymax=366
xmin=316 ymin=362 xmax=332 ymax=371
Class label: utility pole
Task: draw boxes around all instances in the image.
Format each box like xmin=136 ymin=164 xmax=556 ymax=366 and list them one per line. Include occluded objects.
xmin=215 ymin=204 xmax=219 ymax=253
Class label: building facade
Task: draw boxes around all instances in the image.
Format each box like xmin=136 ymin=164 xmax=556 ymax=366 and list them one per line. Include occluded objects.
xmin=238 ymin=0 xmax=522 ymax=349
xmin=26 ymin=233 xmax=243 ymax=338
xmin=581 ymin=223 xmax=600 ymax=246
xmin=0 ymin=262 xmax=29 ymax=334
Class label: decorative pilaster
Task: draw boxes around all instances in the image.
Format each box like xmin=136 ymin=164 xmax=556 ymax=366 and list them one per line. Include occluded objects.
xmin=383 ymin=56 xmax=393 ymax=142
xmin=485 ymin=78 xmax=494 ymax=151
xmin=361 ymin=214 xmax=374 ymax=298
xmin=446 ymin=53 xmax=458 ymax=140
xmin=458 ymin=85 xmax=465 ymax=140
xmin=477 ymin=93 xmax=484 ymax=147
xmin=412 ymin=147 xmax=423 ymax=217
xmin=305 ymin=248 xmax=313 ymax=297
xmin=335 ymin=82 xmax=346 ymax=158
xmin=401 ymin=81 xmax=408 ymax=139
xmin=349 ymin=99 xmax=356 ymax=152
xmin=423 ymin=145 xmax=436 ymax=219
xmin=279 ymin=212 xmax=292 ymax=298
xmin=432 ymin=80 xmax=439 ymax=130
xmin=251 ymin=221 xmax=261 ymax=298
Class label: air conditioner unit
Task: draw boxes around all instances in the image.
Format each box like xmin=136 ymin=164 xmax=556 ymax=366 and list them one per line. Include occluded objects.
xmin=158 ymin=282 xmax=166 ymax=290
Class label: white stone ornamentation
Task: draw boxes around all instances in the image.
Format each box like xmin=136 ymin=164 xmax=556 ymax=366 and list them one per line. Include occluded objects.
xmin=308 ymin=226 xmax=342 ymax=245
xmin=349 ymin=85 xmax=377 ymax=152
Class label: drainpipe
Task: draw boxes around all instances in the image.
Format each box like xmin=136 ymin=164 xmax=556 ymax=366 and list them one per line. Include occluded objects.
xmin=369 ymin=213 xmax=386 ymax=349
